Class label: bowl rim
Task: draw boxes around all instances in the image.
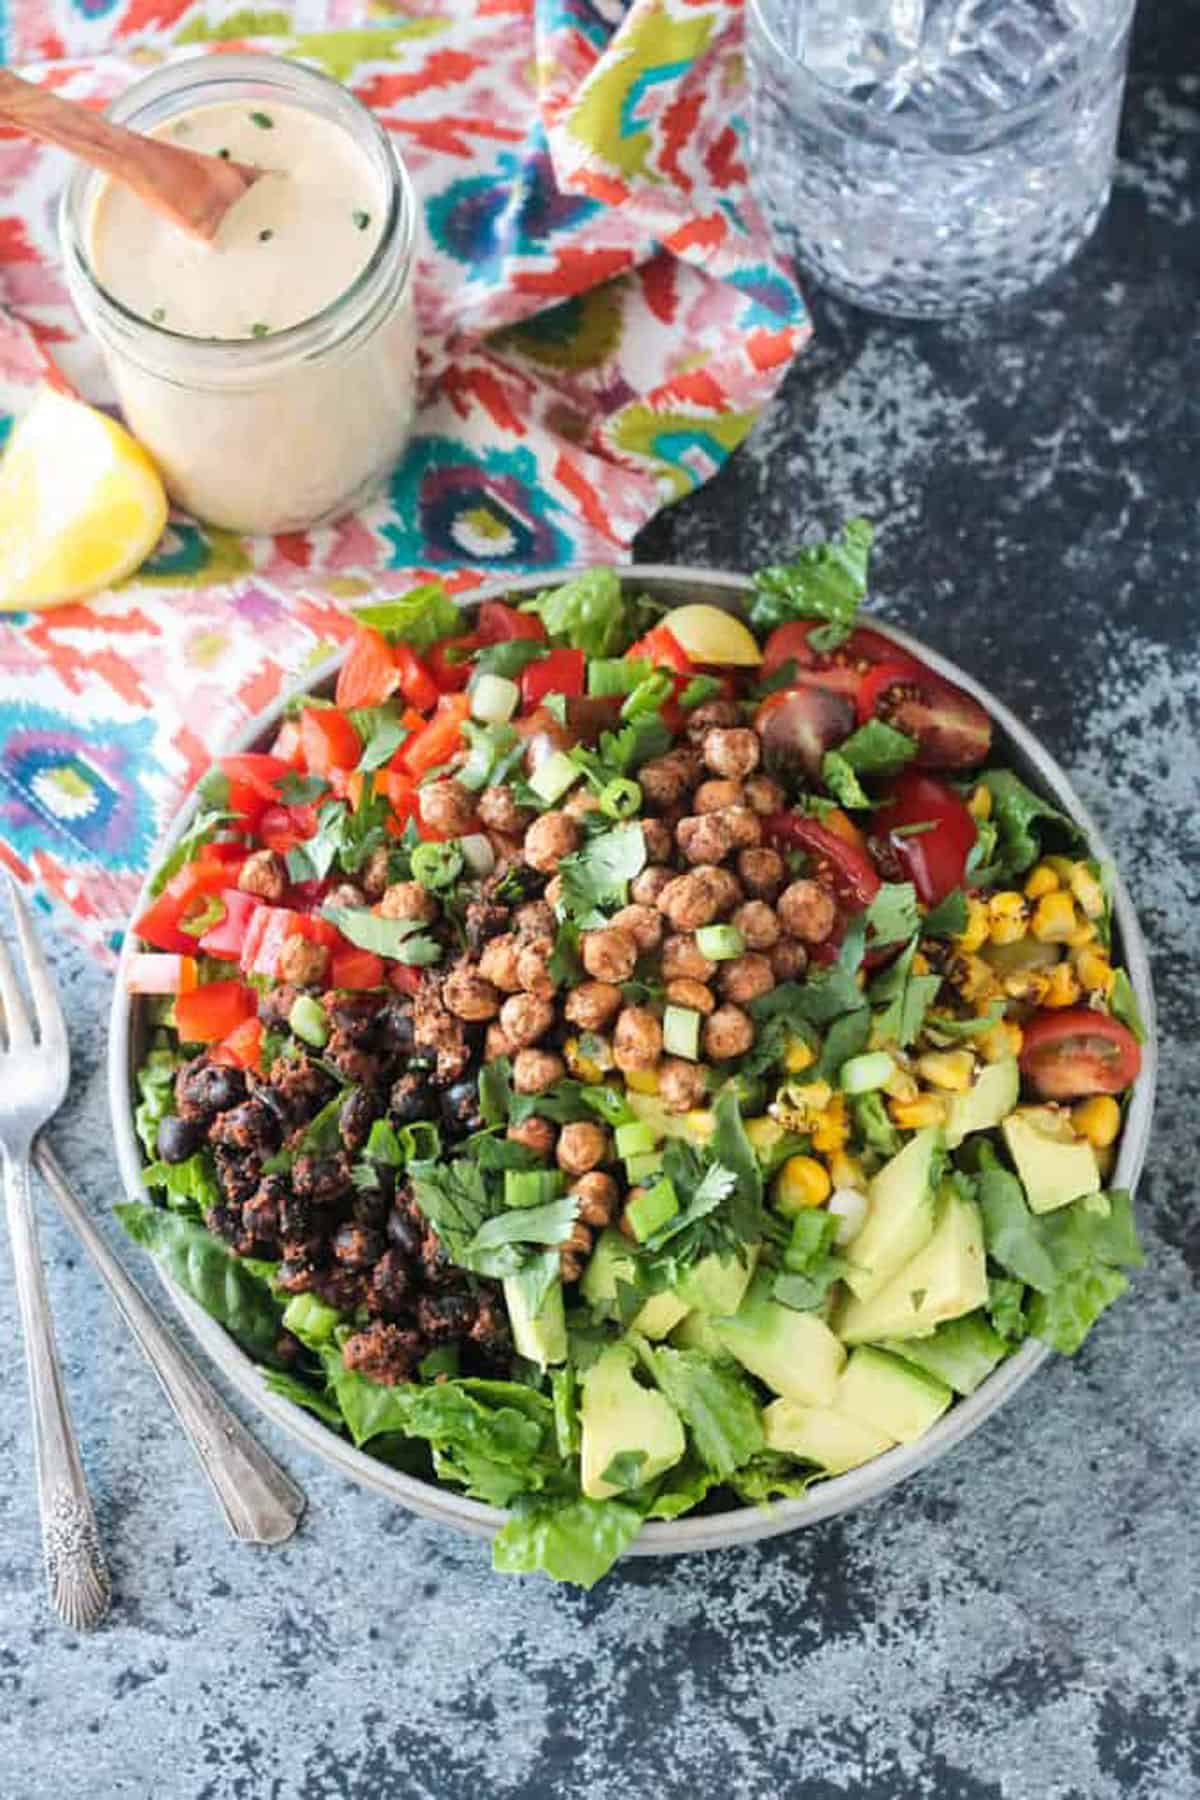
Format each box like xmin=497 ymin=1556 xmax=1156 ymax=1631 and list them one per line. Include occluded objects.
xmin=107 ymin=564 xmax=1158 ymax=1556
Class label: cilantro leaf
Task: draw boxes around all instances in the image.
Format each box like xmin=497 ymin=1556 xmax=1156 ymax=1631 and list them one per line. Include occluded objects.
xmin=869 ymin=938 xmax=942 ymax=1047
xmin=556 ymin=823 xmax=646 ymax=927
xmin=836 ymin=718 xmax=918 ymax=773
xmin=322 ymin=907 xmax=442 ymax=965
xmin=640 ymin=1345 xmax=764 ymax=1478
xmin=276 ymin=771 xmax=331 ymax=805
xmin=865 ymin=881 xmax=921 ymax=946
xmin=353 ymin=713 xmax=409 ymax=772
xmin=352 ymin=583 xmax=461 ymax=651
xmin=409 ymin=1158 xmax=491 ymax=1264
xmin=747 ymin=519 xmax=874 ymax=649
xmin=922 ymin=888 xmax=969 ymax=938
xmin=821 ymin=752 xmax=873 ymax=811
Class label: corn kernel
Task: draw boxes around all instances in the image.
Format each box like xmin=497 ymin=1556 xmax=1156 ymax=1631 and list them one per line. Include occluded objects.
xmin=1042 ymin=961 xmax=1081 ymax=1007
xmin=979 ymin=1019 xmax=1023 ymax=1063
xmin=1069 ymin=863 xmax=1106 ymax=920
xmin=783 ymin=1035 xmax=816 ymax=1074
xmin=955 ymin=897 xmax=990 ymax=954
xmin=1024 ymin=863 xmax=1061 ymax=900
xmin=773 ymin=1155 xmax=831 ymax=1214
xmin=1072 ymin=1095 xmax=1121 ymax=1149
xmin=744 ymin=1116 xmax=785 ymax=1156
xmin=916 ymin=1049 xmax=976 ymax=1092
xmin=888 ymin=1094 xmax=948 ymax=1130
xmin=1066 ymin=920 xmax=1098 ymax=949
xmin=1075 ymin=947 xmax=1114 ymax=994
xmin=1003 ymin=970 xmax=1051 ymax=1004
xmin=1046 ymin=855 xmax=1076 ymax=880
xmin=989 ymin=890 xmax=1027 ymax=920
xmin=967 ymin=783 xmax=992 ymax=820
xmin=953 ymin=953 xmax=1001 ymax=1002
xmin=811 ymin=1095 xmax=849 ymax=1153
xmin=625 ymin=1067 xmax=659 ymax=1096
xmin=829 ymin=1150 xmax=866 ymax=1191
xmin=912 ymin=951 xmax=931 ymax=975
xmin=988 ymin=913 xmax=1029 ymax=947
xmin=1031 ymin=891 xmax=1078 ymax=943
xmin=682 ymin=1109 xmax=714 ymax=1140
xmin=882 ymin=1065 xmax=919 ymax=1102
xmin=564 ymin=1036 xmax=606 ymax=1084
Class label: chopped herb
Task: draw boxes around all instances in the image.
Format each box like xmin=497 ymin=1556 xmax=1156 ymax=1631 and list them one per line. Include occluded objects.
xmin=251 ymin=322 xmax=271 ymax=338
xmin=258 ymin=228 xmax=274 ymax=243
xmin=216 ymin=147 xmax=231 ymax=160
xmin=151 ymin=306 xmax=167 ymax=325
xmin=250 ymin=111 xmax=275 ymax=128
xmin=353 ymin=209 xmax=371 ymax=230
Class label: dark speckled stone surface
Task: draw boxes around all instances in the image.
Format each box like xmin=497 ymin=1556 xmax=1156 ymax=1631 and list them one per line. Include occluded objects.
xmin=2 ymin=8 xmax=1198 ymax=1796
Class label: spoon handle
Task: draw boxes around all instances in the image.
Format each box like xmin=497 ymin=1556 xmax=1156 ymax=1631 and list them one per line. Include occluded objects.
xmin=0 ymin=68 xmax=257 ymax=240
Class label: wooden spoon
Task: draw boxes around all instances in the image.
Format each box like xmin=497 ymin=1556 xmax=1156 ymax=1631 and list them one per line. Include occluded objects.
xmin=0 ymin=68 xmax=259 ymax=241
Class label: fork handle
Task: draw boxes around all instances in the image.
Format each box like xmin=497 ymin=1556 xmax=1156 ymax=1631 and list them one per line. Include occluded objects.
xmin=3 ymin=1146 xmax=110 ymax=1630
xmin=33 ymin=1141 xmax=305 ymax=1546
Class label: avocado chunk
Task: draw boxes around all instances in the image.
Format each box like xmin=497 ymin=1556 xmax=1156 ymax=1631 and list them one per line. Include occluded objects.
xmin=578 ymin=1228 xmax=688 ymax=1339
xmin=713 ymin=1273 xmax=846 ymax=1405
xmin=1002 ymin=1107 xmax=1100 ymax=1214
xmin=670 ymin=1308 xmax=729 ymax=1359
xmin=503 ymin=1272 xmax=567 ymax=1368
xmin=836 ymin=1187 xmax=989 ymax=1344
xmin=880 ymin=1311 xmax=1009 ymax=1397
xmin=580 ymin=1344 xmax=686 ymax=1499
xmin=843 ymin=1127 xmax=941 ymax=1302
xmin=675 ymin=1244 xmax=760 ymax=1316
xmin=763 ymin=1397 xmax=895 ymax=1474
xmin=944 ymin=1057 xmax=1019 ymax=1149
xmin=835 ymin=1346 xmax=953 ymax=1443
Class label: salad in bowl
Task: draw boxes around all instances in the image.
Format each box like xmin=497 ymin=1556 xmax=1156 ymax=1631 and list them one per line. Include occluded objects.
xmin=115 ymin=523 xmax=1150 ymax=1585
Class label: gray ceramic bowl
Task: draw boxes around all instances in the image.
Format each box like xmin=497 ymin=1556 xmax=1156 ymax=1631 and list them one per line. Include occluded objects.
xmin=108 ymin=567 xmax=1157 ymax=1556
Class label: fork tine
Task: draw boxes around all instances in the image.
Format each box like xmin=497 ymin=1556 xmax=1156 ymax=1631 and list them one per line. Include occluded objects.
xmin=0 ymin=932 xmax=34 ymax=1049
xmin=3 ymin=873 xmax=65 ymax=1047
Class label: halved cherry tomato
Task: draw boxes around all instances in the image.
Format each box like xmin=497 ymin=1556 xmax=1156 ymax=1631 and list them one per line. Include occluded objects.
xmin=1020 ymin=1009 xmax=1141 ymax=1101
xmin=477 ymin=601 xmax=545 ymax=644
xmin=124 ymin=954 xmax=199 ymax=996
xmin=133 ymin=858 xmax=244 ymax=954
xmin=873 ymin=771 xmax=977 ymax=906
xmin=212 ymin=1015 xmax=265 ymax=1074
xmin=331 ymin=947 xmax=386 ymax=990
xmin=426 ymin=634 xmax=481 ymax=692
xmin=300 ymin=707 xmax=362 ymax=776
xmin=175 ymin=980 xmax=257 ymax=1045
xmin=269 ymin=719 xmax=306 ymax=768
xmin=755 ymin=680 xmax=855 ymax=781
xmin=392 ymin=642 xmax=440 ymax=713
xmin=764 ymin=813 xmax=882 ymax=908
xmin=197 ymin=890 xmax=262 ymax=962
xmin=761 ymin=622 xmax=922 ymax=692
xmin=217 ymin=752 xmax=295 ymax=826
xmin=625 ymin=625 xmax=692 ymax=675
xmin=258 ymin=802 xmax=319 ymax=856
xmin=856 ymin=662 xmax=992 ymax=769
xmin=399 ymin=693 xmax=470 ymax=778
xmin=335 ymin=627 xmax=401 ymax=710
xmin=520 ymin=647 xmax=586 ymax=711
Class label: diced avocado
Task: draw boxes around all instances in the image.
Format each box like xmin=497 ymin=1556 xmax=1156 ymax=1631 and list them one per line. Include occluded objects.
xmin=624 ymin=1151 xmax=664 ymax=1184
xmin=713 ymin=1273 xmax=846 ymax=1405
xmin=944 ymin=1057 xmax=1020 ymax=1149
xmin=626 ymin=1091 xmax=706 ymax=1143
xmin=615 ymin=1120 xmax=657 ymax=1159
xmin=670 ymin=1308 xmax=727 ymax=1358
xmin=843 ymin=1127 xmax=941 ymax=1302
xmin=836 ymin=1188 xmax=989 ymax=1345
xmin=633 ymin=1291 xmax=691 ymax=1340
xmin=1002 ymin=1107 xmax=1100 ymax=1214
xmin=503 ymin=1273 xmax=567 ymax=1368
xmin=835 ymin=1346 xmax=953 ymax=1444
xmin=663 ymin=1004 xmax=701 ymax=1061
xmin=580 ymin=1344 xmax=686 ymax=1499
xmin=675 ymin=1244 xmax=760 ymax=1316
xmin=762 ymin=1398 xmax=895 ymax=1474
xmin=981 ymin=936 xmax=1059 ymax=975
xmin=881 ymin=1311 xmax=1009 ymax=1397
xmin=578 ymin=1228 xmax=686 ymax=1340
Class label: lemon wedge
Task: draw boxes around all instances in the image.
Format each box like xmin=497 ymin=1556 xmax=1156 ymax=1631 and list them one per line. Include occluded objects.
xmin=661 ymin=602 xmax=763 ymax=667
xmin=0 ymin=387 xmax=168 ymax=611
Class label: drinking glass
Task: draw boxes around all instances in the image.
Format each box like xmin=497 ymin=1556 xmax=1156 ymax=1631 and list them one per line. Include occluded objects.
xmin=746 ymin=0 xmax=1138 ymax=316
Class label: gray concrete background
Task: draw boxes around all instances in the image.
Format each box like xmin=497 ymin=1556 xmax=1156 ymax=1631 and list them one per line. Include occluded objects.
xmin=2 ymin=7 xmax=1198 ymax=1795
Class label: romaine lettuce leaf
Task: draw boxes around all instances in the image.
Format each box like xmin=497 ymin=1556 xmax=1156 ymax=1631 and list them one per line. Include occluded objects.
xmin=133 ymin=1040 xmax=182 ymax=1160
xmin=641 ymin=1345 xmax=764 ymax=1478
xmin=115 ymin=1202 xmax=285 ymax=1362
xmin=492 ymin=1493 xmax=644 ymax=1586
xmin=519 ymin=568 xmax=630 ymax=656
xmin=141 ymin=1151 xmax=221 ymax=1218
xmin=352 ymin=583 xmax=461 ymax=650
xmin=747 ymin=519 xmax=874 ymax=649
xmin=979 ymin=769 xmax=1083 ymax=879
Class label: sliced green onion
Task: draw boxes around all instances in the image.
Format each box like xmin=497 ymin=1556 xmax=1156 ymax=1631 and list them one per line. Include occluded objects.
xmin=288 ymin=994 xmax=330 ymax=1048
xmin=411 ymin=840 xmax=463 ymax=890
xmin=598 ymin=777 xmax=641 ymax=820
xmin=662 ymin=1005 xmax=701 ymax=1061
xmin=529 ymin=750 xmax=582 ymax=805
xmin=695 ymin=924 xmax=745 ymax=961
xmin=470 ymin=672 xmax=519 ymax=725
xmin=505 ymin=1169 xmax=565 ymax=1209
xmin=180 ymin=895 xmax=226 ymax=938
xmin=626 ymin=1178 xmax=679 ymax=1243
xmin=839 ymin=1051 xmax=895 ymax=1095
xmin=623 ymin=1150 xmax=664 ymax=1185
xmin=620 ymin=672 xmax=673 ymax=722
xmin=614 ymin=1120 xmax=657 ymax=1159
xmin=281 ymin=1291 xmax=341 ymax=1344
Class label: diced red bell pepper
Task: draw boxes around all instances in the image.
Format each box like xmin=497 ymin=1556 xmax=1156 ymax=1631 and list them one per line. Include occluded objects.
xmin=241 ymin=906 xmax=339 ymax=979
xmin=477 ymin=601 xmax=545 ymax=644
xmin=218 ymin=753 xmax=295 ymax=826
xmin=258 ymin=802 xmax=318 ymax=856
xmin=426 ymin=634 xmax=481 ymax=692
xmin=336 ymin=627 xmax=402 ymax=710
xmin=520 ymin=647 xmax=586 ymax=711
xmin=300 ymin=706 xmax=362 ymax=776
xmin=212 ymin=1015 xmax=265 ymax=1074
xmin=392 ymin=642 xmax=440 ymax=712
xmin=374 ymin=769 xmax=419 ymax=837
xmin=625 ymin=625 xmax=692 ymax=675
xmin=400 ymin=693 xmax=470 ymax=778
xmin=124 ymin=954 xmax=199 ymax=996
xmin=133 ymin=858 xmax=242 ymax=955
xmin=388 ymin=963 xmax=424 ymax=996
xmin=175 ymin=981 xmax=257 ymax=1045
xmin=331 ymin=946 xmax=386 ymax=990
xmin=197 ymin=889 xmax=262 ymax=962
xmin=269 ymin=719 xmax=306 ymax=768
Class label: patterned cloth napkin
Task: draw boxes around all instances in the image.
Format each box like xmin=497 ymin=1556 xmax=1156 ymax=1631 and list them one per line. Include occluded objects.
xmin=0 ymin=0 xmax=809 ymax=959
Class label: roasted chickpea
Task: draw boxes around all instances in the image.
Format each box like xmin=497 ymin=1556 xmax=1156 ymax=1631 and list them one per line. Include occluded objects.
xmin=778 ymin=879 xmax=838 ymax=944
xmin=478 ymin=933 xmax=522 ymax=993
xmin=609 ymin=903 xmax=662 ymax=954
xmin=685 ymin=699 xmax=741 ymax=741
xmin=706 ymin=867 xmax=744 ymax=913
xmin=442 ymin=963 xmax=501 ymax=1021
xmin=732 ymin=900 xmax=781 ymax=951
xmin=570 ymin=1171 xmax=620 ymax=1227
xmin=237 ymin=849 xmax=286 ymax=902
xmin=524 ymin=810 xmax=580 ymax=873
xmin=380 ymin=881 xmax=438 ymax=923
xmin=580 ymin=925 xmax=638 ymax=983
xmin=485 ymin=831 xmax=524 ymax=872
xmin=512 ymin=1048 xmax=566 ymax=1094
xmin=770 ymin=938 xmax=808 ymax=982
xmin=661 ymin=932 xmax=715 ymax=982
xmin=564 ymin=981 xmax=624 ymax=1031
xmin=703 ymin=727 xmax=760 ymax=781
xmin=559 ymin=1219 xmax=594 ymax=1282
xmin=419 ymin=778 xmax=476 ymax=838
xmin=665 ymin=978 xmax=715 ymax=1015
xmin=657 ymin=868 xmax=730 ymax=931
xmin=638 ymin=750 xmax=700 ymax=812
xmin=544 ymin=876 xmax=564 ymax=909
xmin=613 ymin=1006 xmax=663 ymax=1072
xmin=675 ymin=812 xmax=737 ymax=866
xmin=702 ymin=1004 xmax=754 ymax=1061
xmin=743 ymin=774 xmax=786 ymax=815
xmin=557 ymin=1121 xmax=611 ymax=1176
xmin=278 ymin=935 xmax=330 ymax=988
xmin=516 ymin=938 xmax=558 ymax=996
xmin=325 ymin=881 xmax=365 ymax=911
xmin=360 ymin=844 xmax=391 ymax=901
xmin=737 ymin=846 xmax=786 ymax=899
xmin=515 ymin=900 xmax=556 ymax=940
xmin=499 ymin=992 xmax=556 ymax=1049
xmin=719 ymin=953 xmax=775 ymax=1005
xmin=565 ymin=786 xmax=602 ymax=820
xmin=485 ymin=1022 xmax=515 ymax=1061
xmin=657 ymin=1057 xmax=709 ymax=1114
xmin=630 ymin=865 xmax=674 ymax=908
xmin=641 ymin=818 xmax=674 ymax=863
xmin=508 ymin=1116 xmax=556 ymax=1159
xmin=694 ymin=779 xmax=745 ymax=815
xmin=478 ymin=785 xmax=533 ymax=835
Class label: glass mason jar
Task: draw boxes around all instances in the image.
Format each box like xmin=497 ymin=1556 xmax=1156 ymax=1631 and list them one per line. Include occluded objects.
xmin=60 ymin=53 xmax=419 ymax=535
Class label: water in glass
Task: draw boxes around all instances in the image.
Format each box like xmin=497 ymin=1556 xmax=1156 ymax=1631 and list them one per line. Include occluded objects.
xmin=747 ymin=0 xmax=1137 ymax=315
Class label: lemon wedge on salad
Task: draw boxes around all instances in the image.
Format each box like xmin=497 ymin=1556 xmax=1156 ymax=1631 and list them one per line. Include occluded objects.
xmin=0 ymin=387 xmax=168 ymax=611
xmin=661 ymin=602 xmax=762 ymax=667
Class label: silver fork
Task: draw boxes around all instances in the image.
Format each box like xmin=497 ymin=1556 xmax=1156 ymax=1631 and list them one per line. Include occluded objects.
xmin=0 ymin=878 xmax=110 ymax=1630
